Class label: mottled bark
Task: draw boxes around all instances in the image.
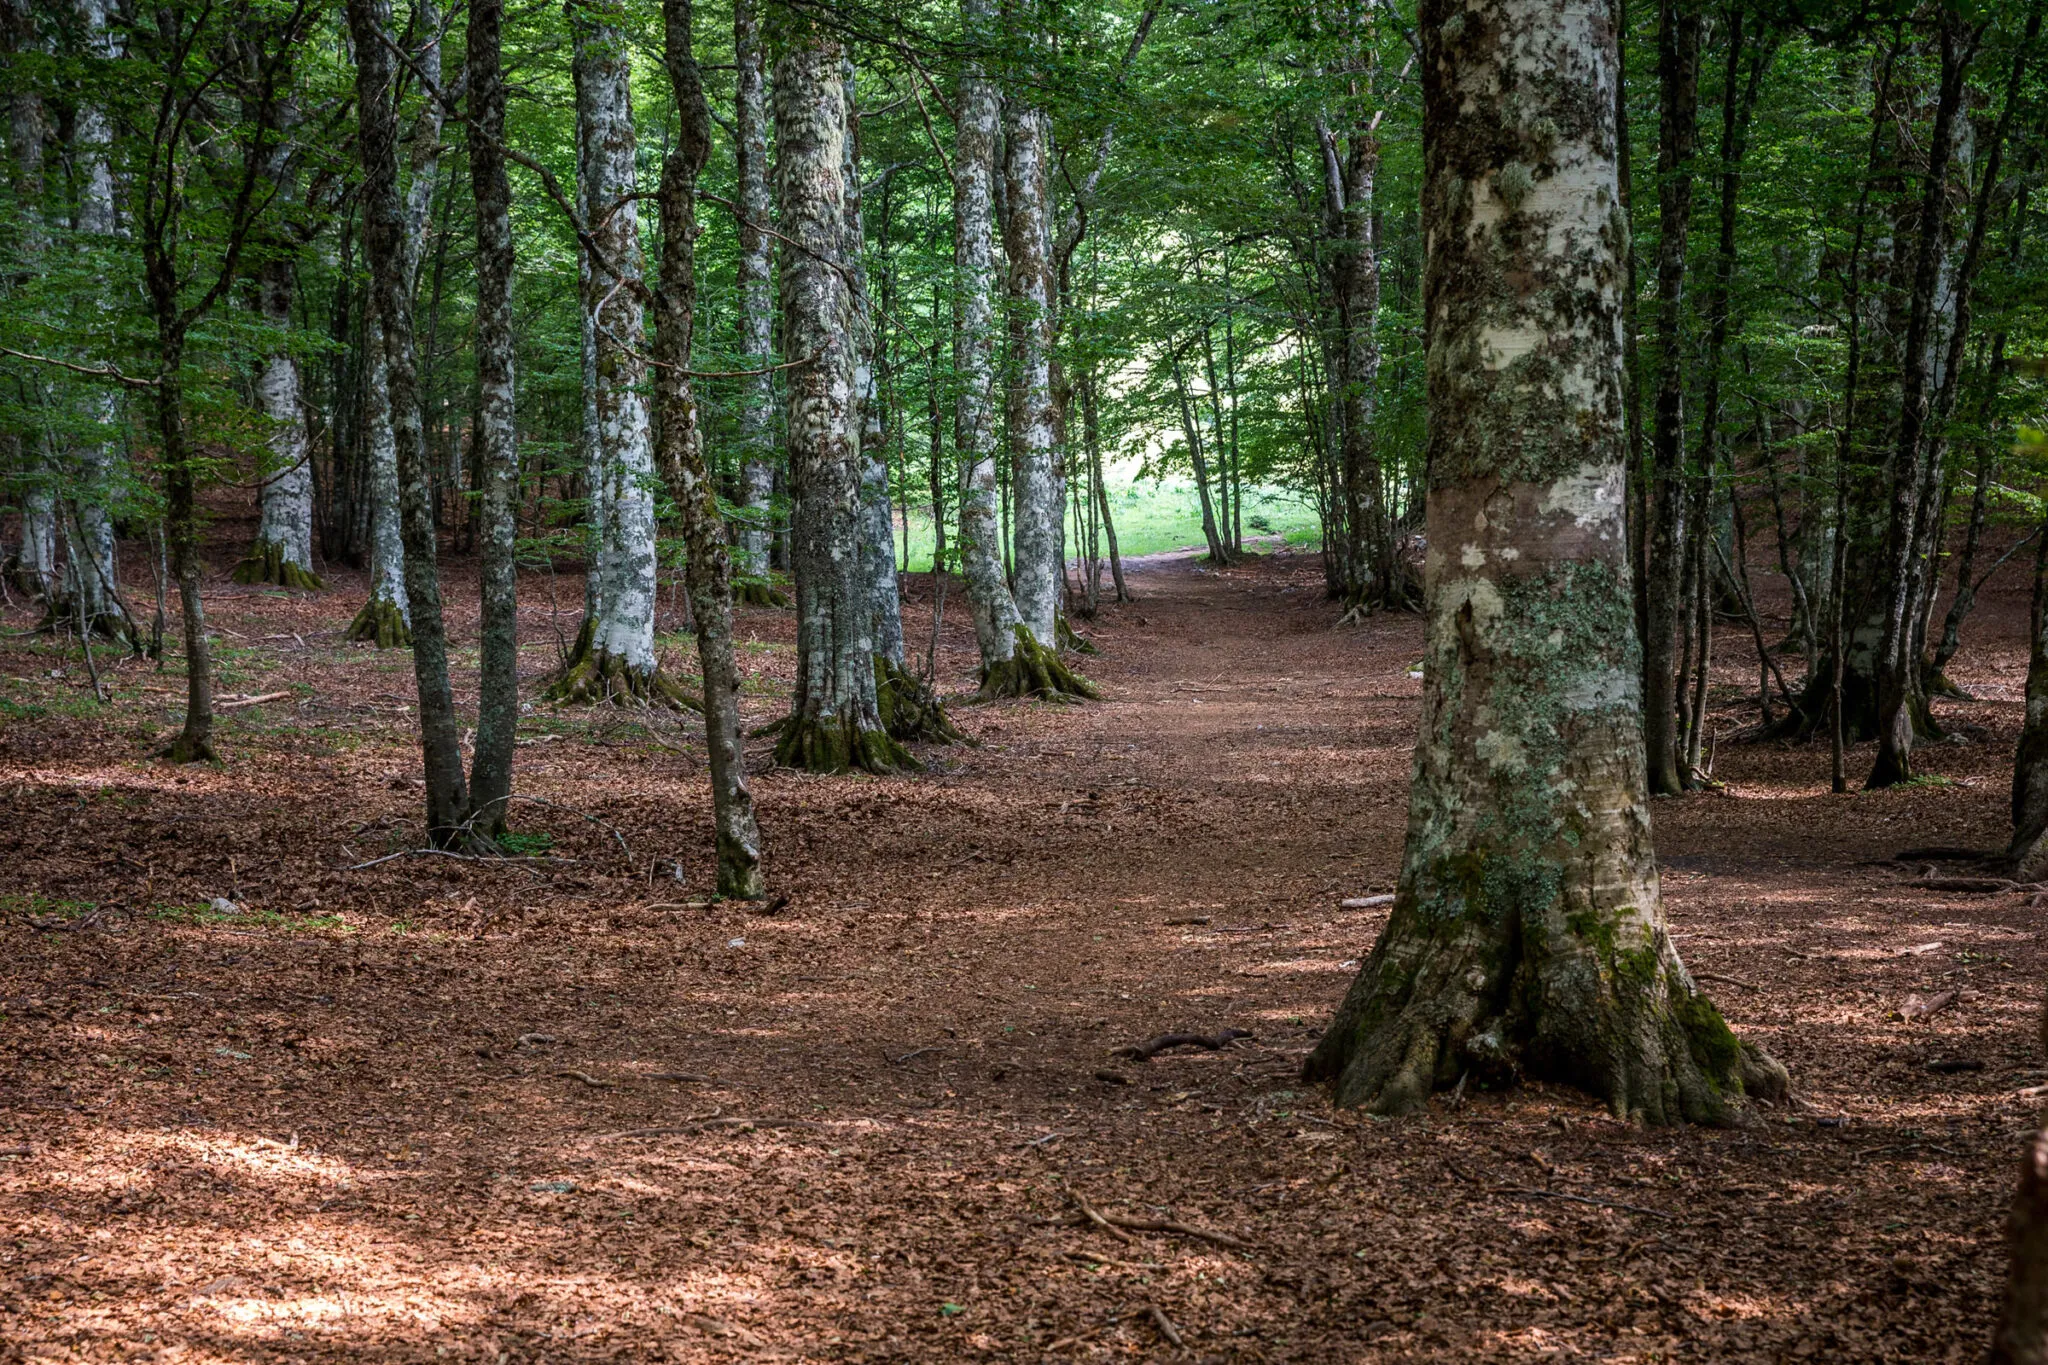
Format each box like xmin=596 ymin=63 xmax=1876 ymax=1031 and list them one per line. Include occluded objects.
xmin=1640 ymin=0 xmax=1698 ymax=797
xmin=845 ymin=61 xmax=906 ymax=667
xmin=656 ymin=0 xmax=765 ymax=896
xmin=348 ymin=0 xmax=469 ymax=839
xmin=552 ymin=0 xmax=678 ymax=707
xmin=1319 ymin=114 xmax=1386 ymax=606
xmin=347 ymin=5 xmax=444 ymax=646
xmin=733 ymin=0 xmax=778 ymax=588
xmin=466 ymin=0 xmax=519 ymax=839
xmin=1305 ymin=0 xmax=1783 ymax=1123
xmin=952 ymin=0 xmax=1024 ymax=681
xmin=2 ymin=3 xmax=54 ymax=603
xmin=770 ymin=10 xmax=908 ymax=772
xmin=1003 ymin=90 xmax=1061 ymax=645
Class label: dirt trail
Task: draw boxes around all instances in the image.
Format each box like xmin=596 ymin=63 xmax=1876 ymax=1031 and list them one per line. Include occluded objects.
xmin=2 ymin=545 xmax=2043 ymax=1361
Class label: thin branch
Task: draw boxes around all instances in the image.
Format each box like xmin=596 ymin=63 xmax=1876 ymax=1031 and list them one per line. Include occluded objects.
xmin=0 ymin=347 xmax=159 ymax=390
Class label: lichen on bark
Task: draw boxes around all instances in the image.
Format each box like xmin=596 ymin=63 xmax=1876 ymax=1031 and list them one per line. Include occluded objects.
xmin=1304 ymin=0 xmax=1784 ymax=1126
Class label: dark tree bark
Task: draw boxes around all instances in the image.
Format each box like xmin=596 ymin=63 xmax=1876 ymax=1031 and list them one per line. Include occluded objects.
xmin=347 ymin=0 xmax=469 ymax=840
xmin=1641 ymin=0 xmax=1700 ymax=797
xmin=655 ymin=0 xmax=767 ymax=897
xmin=466 ymin=0 xmax=519 ymax=839
xmin=1304 ymin=0 xmax=1784 ymax=1123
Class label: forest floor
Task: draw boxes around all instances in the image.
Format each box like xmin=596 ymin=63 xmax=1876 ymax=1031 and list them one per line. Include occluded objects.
xmin=1 ymin=534 xmax=2043 ymax=1363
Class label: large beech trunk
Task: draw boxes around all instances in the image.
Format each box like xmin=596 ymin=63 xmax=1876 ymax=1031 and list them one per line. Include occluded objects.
xmin=769 ymin=10 xmax=908 ymax=773
xmin=466 ymin=0 xmax=519 ymax=838
xmin=1003 ymin=92 xmax=1061 ymax=647
xmin=1304 ymin=0 xmax=1784 ymax=1124
xmin=347 ymin=0 xmax=469 ymax=841
xmin=656 ymin=0 xmax=766 ymax=896
xmin=553 ymin=0 xmax=678 ymax=707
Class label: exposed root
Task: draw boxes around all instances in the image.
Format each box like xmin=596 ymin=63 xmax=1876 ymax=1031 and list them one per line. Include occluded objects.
xmin=977 ymin=625 xmax=1099 ymax=702
xmin=875 ymin=654 xmax=965 ymax=744
xmin=1924 ymin=669 xmax=1973 ymax=701
xmin=345 ymin=596 xmax=411 ymax=648
xmin=41 ymin=601 xmax=136 ymax=648
xmin=161 ymin=729 xmax=219 ymax=765
xmin=734 ymin=577 xmax=791 ymax=608
xmin=1057 ymin=613 xmax=1099 ymax=655
xmin=232 ymin=540 xmax=325 ymax=591
xmin=544 ymin=649 xmax=700 ymax=711
xmin=773 ymin=708 xmax=918 ymax=774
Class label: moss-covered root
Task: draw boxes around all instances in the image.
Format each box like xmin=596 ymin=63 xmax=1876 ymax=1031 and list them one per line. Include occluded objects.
xmin=544 ymin=649 xmax=702 ymax=711
xmin=160 ymin=730 xmax=218 ymax=765
xmin=345 ymin=597 xmax=411 ymax=648
xmin=1057 ymin=613 xmax=1099 ymax=656
xmin=232 ymin=540 xmax=325 ymax=591
xmin=734 ymin=577 xmax=792 ymax=608
xmin=875 ymin=654 xmax=966 ymax=745
xmin=774 ymin=709 xmax=919 ymax=774
xmin=1304 ymin=947 xmax=1786 ymax=1127
xmin=978 ymin=624 xmax=1100 ymax=702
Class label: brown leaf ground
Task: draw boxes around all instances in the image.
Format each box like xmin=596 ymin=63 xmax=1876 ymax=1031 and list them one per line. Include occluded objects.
xmin=0 ymin=527 xmax=2041 ymax=1363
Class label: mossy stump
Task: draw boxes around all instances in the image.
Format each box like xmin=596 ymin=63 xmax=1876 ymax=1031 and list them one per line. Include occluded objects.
xmin=875 ymin=654 xmax=966 ymax=745
xmin=232 ymin=540 xmax=325 ymax=591
xmin=544 ymin=650 xmax=701 ymax=710
xmin=977 ymin=625 xmax=1099 ymax=702
xmin=774 ymin=710 xmax=918 ymax=774
xmin=346 ymin=597 xmax=411 ymax=648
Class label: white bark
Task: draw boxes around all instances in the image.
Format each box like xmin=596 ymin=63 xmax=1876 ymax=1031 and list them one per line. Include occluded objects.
xmin=1003 ymin=94 xmax=1060 ymax=645
xmin=571 ymin=0 xmax=657 ymax=680
xmin=733 ymin=0 xmax=775 ymax=578
xmin=844 ymin=58 xmax=905 ymax=666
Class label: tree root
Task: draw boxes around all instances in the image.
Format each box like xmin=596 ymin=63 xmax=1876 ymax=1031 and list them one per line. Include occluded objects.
xmin=1057 ymin=613 xmax=1099 ymax=655
xmin=875 ymin=654 xmax=965 ymax=744
xmin=977 ymin=624 xmax=1098 ymax=701
xmin=733 ymin=577 xmax=791 ymax=608
xmin=544 ymin=649 xmax=700 ymax=710
xmin=345 ymin=596 xmax=411 ymax=648
xmin=232 ymin=540 xmax=325 ymax=591
xmin=1113 ymin=1028 xmax=1251 ymax=1061
xmin=773 ymin=708 xmax=918 ymax=774
xmin=161 ymin=729 xmax=219 ymax=765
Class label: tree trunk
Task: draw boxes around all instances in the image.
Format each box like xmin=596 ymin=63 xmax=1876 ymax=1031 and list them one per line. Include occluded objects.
xmin=2 ymin=6 xmax=55 ymax=605
xmin=846 ymin=60 xmax=906 ymax=667
xmin=466 ymin=0 xmax=520 ymax=840
xmin=657 ymin=0 xmax=766 ymax=895
xmin=551 ymin=0 xmax=681 ymax=707
xmin=348 ymin=0 xmax=469 ymax=841
xmin=1083 ymin=369 xmax=1128 ymax=603
xmin=1003 ymin=89 xmax=1062 ymax=647
xmin=1641 ymin=0 xmax=1700 ymax=797
xmin=1992 ymin=1125 xmax=2048 ymax=1365
xmin=1867 ymin=15 xmax=1973 ymax=789
xmin=770 ymin=9 xmax=910 ymax=772
xmin=1169 ymin=343 xmax=1229 ymax=565
xmin=1304 ymin=0 xmax=1785 ymax=1123
xmin=732 ymin=0 xmax=779 ymax=594
xmin=157 ymin=362 xmax=217 ymax=763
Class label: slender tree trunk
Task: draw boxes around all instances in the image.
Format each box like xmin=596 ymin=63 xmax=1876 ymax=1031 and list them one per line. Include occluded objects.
xmin=1169 ymin=344 xmax=1229 ymax=564
xmin=732 ymin=0 xmax=779 ymax=592
xmin=346 ymin=5 xmax=445 ymax=647
xmin=770 ymin=9 xmax=910 ymax=771
xmin=846 ymin=61 xmax=906 ymax=667
xmin=552 ymin=0 xmax=678 ymax=706
xmin=157 ymin=361 xmax=216 ymax=763
xmin=1641 ymin=0 xmax=1700 ymax=797
xmin=1083 ymin=370 xmax=1128 ymax=603
xmin=348 ymin=0 xmax=469 ymax=840
xmin=2 ymin=4 xmax=55 ymax=605
xmin=466 ymin=0 xmax=520 ymax=839
xmin=1304 ymin=0 xmax=1784 ymax=1123
xmin=657 ymin=0 xmax=766 ymax=894
xmin=1992 ymin=1123 xmax=2048 ymax=1365
xmin=1866 ymin=16 xmax=1973 ymax=788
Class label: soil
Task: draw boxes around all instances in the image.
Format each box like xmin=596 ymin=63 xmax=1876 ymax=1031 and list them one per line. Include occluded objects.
xmin=1 ymin=526 xmax=2042 ymax=1363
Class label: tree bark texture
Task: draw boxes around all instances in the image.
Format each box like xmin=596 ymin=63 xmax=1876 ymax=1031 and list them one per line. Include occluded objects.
xmin=1304 ymin=0 xmax=1784 ymax=1124
xmin=1003 ymin=91 xmax=1062 ymax=646
xmin=733 ymin=0 xmax=779 ymax=590
xmin=656 ymin=0 xmax=766 ymax=897
xmin=769 ymin=10 xmax=909 ymax=772
xmin=348 ymin=0 xmax=469 ymax=839
xmin=845 ymin=61 xmax=907 ymax=667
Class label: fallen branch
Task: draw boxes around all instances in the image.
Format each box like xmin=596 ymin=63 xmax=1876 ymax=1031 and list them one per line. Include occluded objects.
xmin=1340 ymin=894 xmax=1395 ymax=909
xmin=1147 ymin=1304 xmax=1188 ymax=1353
xmin=1096 ymin=1214 xmax=1252 ymax=1249
xmin=344 ymin=848 xmax=569 ymax=874
xmin=1114 ymin=1029 xmax=1251 ymax=1062
xmin=648 ymin=1071 xmax=709 ymax=1083
xmin=1692 ymin=971 xmax=1756 ymax=991
xmin=216 ymin=690 xmax=293 ymax=711
xmin=892 ymin=1046 xmax=941 ymax=1065
xmin=553 ymin=1069 xmax=614 ymax=1089
xmin=1059 ymin=1250 xmax=1162 ymax=1270
xmin=1066 ymin=1188 xmax=1133 ymax=1243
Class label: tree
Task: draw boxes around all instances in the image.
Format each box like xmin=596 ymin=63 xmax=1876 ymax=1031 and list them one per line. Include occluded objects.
xmin=768 ymin=4 xmax=911 ymax=773
xmin=730 ymin=0 xmax=781 ymax=603
xmin=1304 ymin=0 xmax=1785 ymax=1123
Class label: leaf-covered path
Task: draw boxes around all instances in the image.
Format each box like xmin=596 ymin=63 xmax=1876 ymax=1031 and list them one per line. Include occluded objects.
xmin=2 ymin=545 xmax=2041 ymax=1361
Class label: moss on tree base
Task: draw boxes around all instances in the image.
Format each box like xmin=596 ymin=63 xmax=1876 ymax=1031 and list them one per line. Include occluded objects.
xmin=544 ymin=649 xmax=701 ymax=710
xmin=161 ymin=729 xmax=218 ymax=765
xmin=40 ymin=601 xmax=137 ymax=649
xmin=1057 ymin=614 xmax=1099 ymax=655
xmin=346 ymin=597 xmax=411 ymax=648
xmin=977 ymin=625 xmax=1099 ymax=702
xmin=734 ymin=577 xmax=791 ymax=608
xmin=774 ymin=709 xmax=918 ymax=774
xmin=875 ymin=654 xmax=966 ymax=744
xmin=1303 ymin=902 xmax=1789 ymax=1126
xmin=232 ymin=540 xmax=325 ymax=591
